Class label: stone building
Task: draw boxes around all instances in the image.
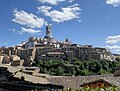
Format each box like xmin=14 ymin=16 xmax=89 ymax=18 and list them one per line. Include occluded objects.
xmin=80 ymin=78 xmax=120 ymax=88
xmin=10 ymin=55 xmax=20 ymax=61
xmin=1 ymin=47 xmax=11 ymax=56
xmin=46 ymin=52 xmax=65 ymax=60
xmin=2 ymin=55 xmax=10 ymax=64
xmin=17 ymin=48 xmax=27 ymax=59
xmin=10 ymin=55 xmax=24 ymax=66
xmin=0 ymin=24 xmax=116 ymax=62
xmin=0 ymin=54 xmax=6 ymax=63
xmin=78 ymin=46 xmax=115 ymax=61
xmin=17 ymin=25 xmax=116 ymax=61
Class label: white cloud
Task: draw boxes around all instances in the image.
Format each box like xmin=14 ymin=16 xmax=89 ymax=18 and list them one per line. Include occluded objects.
xmin=38 ymin=0 xmax=74 ymax=5
xmin=106 ymin=0 xmax=120 ymax=7
xmin=21 ymin=27 xmax=41 ymax=34
xmin=106 ymin=45 xmax=120 ymax=52
xmin=38 ymin=4 xmax=80 ymax=22
xmin=10 ymin=28 xmax=41 ymax=34
xmin=38 ymin=6 xmax=52 ymax=13
xmin=68 ymin=0 xmax=74 ymax=3
xmin=105 ymin=35 xmax=120 ymax=44
xmin=38 ymin=0 xmax=60 ymax=5
xmin=12 ymin=10 xmax=45 ymax=28
xmin=10 ymin=29 xmax=23 ymax=34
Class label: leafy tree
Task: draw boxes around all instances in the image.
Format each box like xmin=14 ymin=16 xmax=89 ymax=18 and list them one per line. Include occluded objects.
xmin=32 ymin=59 xmax=120 ymax=76
xmin=55 ymin=67 xmax=65 ymax=76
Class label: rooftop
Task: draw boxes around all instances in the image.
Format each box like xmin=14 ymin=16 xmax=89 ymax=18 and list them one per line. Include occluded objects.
xmin=14 ymin=72 xmax=49 ymax=84
xmin=0 ymin=64 xmax=119 ymax=90
xmin=47 ymin=52 xmax=64 ymax=55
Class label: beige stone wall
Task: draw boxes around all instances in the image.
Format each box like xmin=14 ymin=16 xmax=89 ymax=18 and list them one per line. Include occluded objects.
xmin=11 ymin=55 xmax=20 ymax=61
xmin=0 ymin=55 xmax=4 ymax=63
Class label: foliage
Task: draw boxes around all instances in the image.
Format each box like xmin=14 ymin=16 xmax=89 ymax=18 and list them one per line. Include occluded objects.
xmin=28 ymin=86 xmax=120 ymax=91
xmin=32 ymin=59 xmax=120 ymax=76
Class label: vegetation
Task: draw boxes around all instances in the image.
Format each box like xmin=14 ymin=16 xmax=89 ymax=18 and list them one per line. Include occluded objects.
xmin=28 ymin=86 xmax=120 ymax=91
xmin=66 ymin=86 xmax=120 ymax=91
xmin=32 ymin=59 xmax=120 ymax=76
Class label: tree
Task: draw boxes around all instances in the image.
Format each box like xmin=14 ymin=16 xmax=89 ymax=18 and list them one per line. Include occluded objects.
xmin=55 ymin=67 xmax=65 ymax=76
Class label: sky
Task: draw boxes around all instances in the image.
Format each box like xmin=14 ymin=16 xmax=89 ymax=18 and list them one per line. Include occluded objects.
xmin=0 ymin=0 xmax=120 ymax=54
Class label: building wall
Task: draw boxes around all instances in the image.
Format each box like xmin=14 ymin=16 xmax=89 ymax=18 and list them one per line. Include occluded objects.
xmin=65 ymin=51 xmax=77 ymax=61
xmin=82 ymin=81 xmax=110 ymax=88
xmin=27 ymin=48 xmax=36 ymax=60
xmin=10 ymin=55 xmax=20 ymax=61
xmin=0 ymin=55 xmax=4 ymax=63
xmin=2 ymin=48 xmax=11 ymax=56
xmin=25 ymin=41 xmax=36 ymax=49
xmin=17 ymin=49 xmax=27 ymax=59
xmin=78 ymin=47 xmax=115 ymax=61
xmin=46 ymin=53 xmax=64 ymax=60
xmin=2 ymin=56 xmax=10 ymax=64
xmin=11 ymin=60 xmax=20 ymax=66
xmin=0 ymin=34 xmax=115 ymax=62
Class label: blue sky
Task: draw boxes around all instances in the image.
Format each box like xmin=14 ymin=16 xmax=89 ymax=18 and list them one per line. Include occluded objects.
xmin=0 ymin=0 xmax=120 ymax=54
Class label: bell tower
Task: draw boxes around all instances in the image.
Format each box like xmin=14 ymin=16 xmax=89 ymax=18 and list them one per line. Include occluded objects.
xmin=44 ymin=24 xmax=52 ymax=39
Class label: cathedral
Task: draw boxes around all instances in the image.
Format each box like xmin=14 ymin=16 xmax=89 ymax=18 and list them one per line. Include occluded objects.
xmin=25 ymin=24 xmax=72 ymax=49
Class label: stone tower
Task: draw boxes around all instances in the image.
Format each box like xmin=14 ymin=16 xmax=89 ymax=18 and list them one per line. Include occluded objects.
xmin=44 ymin=24 xmax=52 ymax=39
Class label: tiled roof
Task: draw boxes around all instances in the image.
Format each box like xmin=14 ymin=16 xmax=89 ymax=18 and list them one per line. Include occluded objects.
xmin=14 ymin=72 xmax=49 ymax=84
xmin=101 ymin=77 xmax=120 ymax=86
xmin=47 ymin=77 xmax=80 ymax=89
xmin=46 ymin=76 xmax=91 ymax=89
xmin=114 ymin=70 xmax=120 ymax=77
xmin=1 ymin=64 xmax=119 ymax=90
xmin=46 ymin=75 xmax=114 ymax=89
xmin=0 ymin=64 xmax=22 ymax=73
xmin=80 ymin=77 xmax=120 ymax=87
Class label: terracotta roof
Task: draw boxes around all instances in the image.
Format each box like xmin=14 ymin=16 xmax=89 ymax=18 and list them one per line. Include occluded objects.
xmin=46 ymin=75 xmax=114 ymax=89
xmin=114 ymin=70 xmax=120 ymax=77
xmin=102 ymin=77 xmax=120 ymax=86
xmin=46 ymin=76 xmax=82 ymax=89
xmin=80 ymin=77 xmax=120 ymax=87
xmin=1 ymin=64 xmax=119 ymax=90
xmin=0 ymin=64 xmax=22 ymax=73
xmin=14 ymin=72 xmax=49 ymax=84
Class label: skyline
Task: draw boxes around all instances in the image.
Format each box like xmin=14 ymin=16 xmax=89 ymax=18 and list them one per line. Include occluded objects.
xmin=1 ymin=0 xmax=120 ymax=54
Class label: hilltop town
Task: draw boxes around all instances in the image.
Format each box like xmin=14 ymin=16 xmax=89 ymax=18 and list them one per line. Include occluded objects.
xmin=0 ymin=24 xmax=118 ymax=66
xmin=0 ymin=25 xmax=120 ymax=91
